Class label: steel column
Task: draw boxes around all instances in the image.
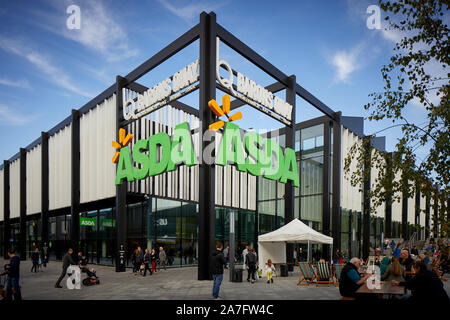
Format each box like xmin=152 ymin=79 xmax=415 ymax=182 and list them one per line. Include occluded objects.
xmin=322 ymin=120 xmax=331 ymax=260
xmin=41 ymin=132 xmax=49 ymax=247
xmin=115 ymin=75 xmax=128 ymax=272
xmin=3 ymin=160 xmax=9 ymax=259
xmin=332 ymin=112 xmax=342 ymax=252
xmin=19 ymin=148 xmax=26 ymax=260
xmin=198 ymin=11 xmax=217 ymax=280
xmin=71 ymin=109 xmax=80 ymax=254
xmin=285 ymin=75 xmax=296 ymax=265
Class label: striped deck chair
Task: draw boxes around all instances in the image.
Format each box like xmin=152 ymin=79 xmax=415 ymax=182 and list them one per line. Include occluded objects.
xmin=333 ymin=263 xmax=345 ymax=287
xmin=315 ymin=261 xmax=332 ymax=286
xmin=297 ymin=262 xmax=316 ymax=286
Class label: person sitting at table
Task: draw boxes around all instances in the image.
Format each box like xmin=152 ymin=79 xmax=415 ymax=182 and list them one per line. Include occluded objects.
xmin=379 ymin=256 xmax=391 ymax=276
xmin=339 ymin=258 xmax=371 ymax=299
xmin=399 ymin=250 xmax=414 ymax=280
xmin=381 ymin=257 xmax=405 ymax=283
xmin=392 ymin=260 xmax=449 ymax=302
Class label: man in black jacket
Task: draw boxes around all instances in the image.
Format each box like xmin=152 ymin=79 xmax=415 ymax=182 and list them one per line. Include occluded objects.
xmin=246 ymin=248 xmax=257 ymax=283
xmin=55 ymin=248 xmax=76 ymax=288
xmin=392 ymin=260 xmax=449 ymax=302
xmin=4 ymin=248 xmax=22 ymax=300
xmin=210 ymin=242 xmax=226 ymax=299
xmin=339 ymin=257 xmax=371 ymax=298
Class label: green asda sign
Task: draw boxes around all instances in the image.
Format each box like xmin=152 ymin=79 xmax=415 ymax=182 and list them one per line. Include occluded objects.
xmin=101 ymin=219 xmax=116 ymax=228
xmin=80 ymin=217 xmax=96 ymax=227
xmin=115 ymin=121 xmax=299 ymax=187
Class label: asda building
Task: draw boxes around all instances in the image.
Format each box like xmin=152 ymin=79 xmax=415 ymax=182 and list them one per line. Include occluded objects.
xmin=0 ymin=13 xmax=441 ymax=278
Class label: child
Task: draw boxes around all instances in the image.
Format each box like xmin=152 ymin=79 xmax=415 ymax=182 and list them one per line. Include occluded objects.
xmin=265 ymin=259 xmax=276 ymax=284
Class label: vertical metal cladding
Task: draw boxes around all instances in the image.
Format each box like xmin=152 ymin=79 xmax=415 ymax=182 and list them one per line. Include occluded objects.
xmin=80 ymin=95 xmax=117 ymax=203
xmin=340 ymin=126 xmax=362 ymax=213
xmin=49 ymin=124 xmax=72 ymax=211
xmin=26 ymin=144 xmax=42 ymax=215
xmin=9 ymin=158 xmax=20 ymax=219
xmin=391 ymin=171 xmax=403 ymax=223
xmin=407 ymin=187 xmax=416 ymax=225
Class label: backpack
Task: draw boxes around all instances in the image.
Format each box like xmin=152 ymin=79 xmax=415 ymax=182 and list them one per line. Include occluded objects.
xmin=246 ymin=253 xmax=256 ymax=267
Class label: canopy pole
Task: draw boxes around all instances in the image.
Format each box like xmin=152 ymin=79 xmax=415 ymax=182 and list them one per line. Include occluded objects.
xmin=330 ymin=243 xmax=333 ymax=264
xmin=307 ymin=240 xmax=310 ymax=262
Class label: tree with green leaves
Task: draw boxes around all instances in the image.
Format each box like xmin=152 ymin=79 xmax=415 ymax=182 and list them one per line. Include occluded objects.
xmin=344 ymin=0 xmax=449 ymax=239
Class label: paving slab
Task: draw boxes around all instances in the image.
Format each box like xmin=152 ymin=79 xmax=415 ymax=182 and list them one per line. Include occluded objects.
xmin=1 ymin=259 xmax=449 ymax=300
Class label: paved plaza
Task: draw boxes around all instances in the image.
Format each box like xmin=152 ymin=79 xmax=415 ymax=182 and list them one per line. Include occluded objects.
xmin=2 ymin=259 xmax=449 ymax=300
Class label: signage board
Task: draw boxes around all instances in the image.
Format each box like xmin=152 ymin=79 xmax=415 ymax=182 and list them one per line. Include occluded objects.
xmin=80 ymin=217 xmax=96 ymax=227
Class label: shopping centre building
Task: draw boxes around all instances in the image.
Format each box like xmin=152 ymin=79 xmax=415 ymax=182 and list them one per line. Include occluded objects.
xmin=0 ymin=13 xmax=442 ymax=278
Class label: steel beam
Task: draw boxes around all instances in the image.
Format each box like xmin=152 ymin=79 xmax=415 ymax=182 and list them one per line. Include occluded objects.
xmin=71 ymin=109 xmax=80 ymax=254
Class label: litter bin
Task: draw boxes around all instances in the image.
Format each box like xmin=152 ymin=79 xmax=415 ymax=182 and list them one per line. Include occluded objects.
xmin=232 ymin=268 xmax=243 ymax=282
xmin=280 ymin=264 xmax=288 ymax=277
xmin=288 ymin=264 xmax=294 ymax=272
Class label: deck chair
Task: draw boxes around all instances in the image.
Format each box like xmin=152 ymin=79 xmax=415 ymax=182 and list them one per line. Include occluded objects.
xmin=297 ymin=262 xmax=316 ymax=286
xmin=333 ymin=263 xmax=345 ymax=287
xmin=433 ymin=265 xmax=448 ymax=281
xmin=315 ymin=261 xmax=332 ymax=286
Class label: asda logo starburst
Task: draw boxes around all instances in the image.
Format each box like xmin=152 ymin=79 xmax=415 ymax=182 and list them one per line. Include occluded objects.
xmin=208 ymin=94 xmax=242 ymax=131
xmin=112 ymin=128 xmax=134 ymax=163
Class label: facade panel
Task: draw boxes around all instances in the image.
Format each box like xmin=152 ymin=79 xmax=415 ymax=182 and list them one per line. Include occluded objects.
xmin=9 ymin=159 xmax=20 ymax=219
xmin=340 ymin=127 xmax=362 ymax=212
xmin=49 ymin=124 xmax=72 ymax=211
xmin=26 ymin=144 xmax=42 ymax=215
xmin=80 ymin=95 xmax=116 ymax=204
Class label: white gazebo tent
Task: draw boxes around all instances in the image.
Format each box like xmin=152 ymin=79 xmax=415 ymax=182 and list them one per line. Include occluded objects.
xmin=257 ymin=218 xmax=333 ymax=275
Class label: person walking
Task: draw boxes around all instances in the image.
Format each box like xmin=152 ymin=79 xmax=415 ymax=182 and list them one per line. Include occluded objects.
xmin=223 ymin=246 xmax=229 ymax=269
xmin=151 ymin=248 xmax=158 ymax=274
xmin=242 ymin=246 xmax=249 ymax=270
xmin=245 ymin=248 xmax=257 ymax=284
xmin=131 ymin=249 xmax=142 ymax=275
xmin=159 ymin=247 xmax=167 ymax=271
xmin=4 ymin=248 xmax=22 ymax=300
xmin=55 ymin=248 xmax=76 ymax=288
xmin=42 ymin=243 xmax=49 ymax=267
xmin=210 ymin=242 xmax=226 ymax=300
xmin=31 ymin=247 xmax=40 ymax=273
xmin=143 ymin=248 xmax=152 ymax=276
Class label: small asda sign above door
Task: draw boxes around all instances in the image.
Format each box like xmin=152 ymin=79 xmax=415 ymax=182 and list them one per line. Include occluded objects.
xmin=113 ymin=97 xmax=299 ymax=187
xmin=80 ymin=217 xmax=96 ymax=227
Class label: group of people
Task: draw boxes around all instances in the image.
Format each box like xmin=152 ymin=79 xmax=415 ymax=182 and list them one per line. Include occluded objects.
xmin=339 ymin=241 xmax=450 ymax=301
xmin=210 ymin=243 xmax=279 ymax=300
xmin=30 ymin=245 xmax=49 ymax=273
xmin=131 ymin=246 xmax=167 ymax=276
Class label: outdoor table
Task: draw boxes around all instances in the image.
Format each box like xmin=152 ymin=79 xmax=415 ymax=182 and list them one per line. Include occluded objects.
xmin=356 ymin=281 xmax=405 ymax=298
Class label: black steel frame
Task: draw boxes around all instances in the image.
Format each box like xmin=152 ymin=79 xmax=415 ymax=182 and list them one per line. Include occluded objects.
xmin=0 ymin=11 xmax=343 ymax=274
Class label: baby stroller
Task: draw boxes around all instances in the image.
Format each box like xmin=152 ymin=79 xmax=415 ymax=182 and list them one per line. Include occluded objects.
xmin=80 ymin=266 xmax=100 ymax=286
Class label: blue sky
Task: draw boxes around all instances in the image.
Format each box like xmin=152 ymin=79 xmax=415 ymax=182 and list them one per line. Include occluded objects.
xmin=0 ymin=0 xmax=436 ymax=164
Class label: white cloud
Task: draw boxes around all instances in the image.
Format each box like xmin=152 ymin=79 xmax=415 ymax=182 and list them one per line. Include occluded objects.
xmin=0 ymin=78 xmax=30 ymax=89
xmin=0 ymin=104 xmax=37 ymax=126
xmin=25 ymin=0 xmax=138 ymax=62
xmin=330 ymin=44 xmax=365 ymax=83
xmin=157 ymin=0 xmax=227 ymax=21
xmin=0 ymin=36 xmax=93 ymax=98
